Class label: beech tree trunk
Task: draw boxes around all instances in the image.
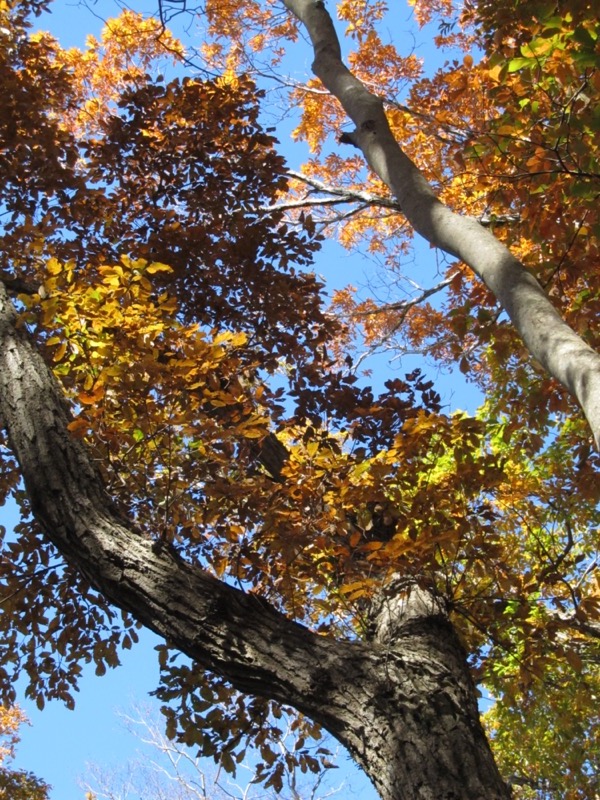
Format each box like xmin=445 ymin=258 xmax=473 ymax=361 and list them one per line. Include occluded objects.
xmin=282 ymin=0 xmax=600 ymax=448
xmin=0 ymin=282 xmax=511 ymax=800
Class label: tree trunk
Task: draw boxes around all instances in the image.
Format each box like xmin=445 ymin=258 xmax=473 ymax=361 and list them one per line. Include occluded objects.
xmin=0 ymin=279 xmax=511 ymax=799
xmin=282 ymin=0 xmax=600 ymax=448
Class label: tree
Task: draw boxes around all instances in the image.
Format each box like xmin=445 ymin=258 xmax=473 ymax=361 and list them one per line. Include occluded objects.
xmin=82 ymin=702 xmax=345 ymax=800
xmin=0 ymin=705 xmax=50 ymax=800
xmin=0 ymin=1 xmax=598 ymax=799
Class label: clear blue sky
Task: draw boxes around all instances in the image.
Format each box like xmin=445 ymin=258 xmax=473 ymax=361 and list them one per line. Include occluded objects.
xmin=5 ymin=2 xmax=479 ymax=797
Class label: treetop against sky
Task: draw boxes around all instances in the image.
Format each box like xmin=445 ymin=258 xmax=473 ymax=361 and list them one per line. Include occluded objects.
xmin=0 ymin=1 xmax=599 ymax=798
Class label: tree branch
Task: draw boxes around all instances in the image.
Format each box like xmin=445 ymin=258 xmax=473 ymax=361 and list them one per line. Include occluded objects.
xmin=270 ymin=171 xmax=518 ymax=228
xmin=0 ymin=269 xmax=39 ymax=296
xmin=350 ymin=273 xmax=459 ymax=371
xmin=282 ymin=0 xmax=600 ymax=447
xmin=0 ymin=279 xmax=353 ymax=722
xmin=0 ymin=276 xmax=511 ymax=799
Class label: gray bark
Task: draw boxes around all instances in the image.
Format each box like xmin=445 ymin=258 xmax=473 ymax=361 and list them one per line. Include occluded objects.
xmin=282 ymin=0 xmax=600 ymax=447
xmin=0 ymin=280 xmax=511 ymax=799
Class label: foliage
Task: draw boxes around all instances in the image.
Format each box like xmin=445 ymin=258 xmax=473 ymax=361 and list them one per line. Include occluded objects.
xmin=0 ymin=705 xmax=50 ymax=800
xmin=0 ymin=0 xmax=599 ymax=797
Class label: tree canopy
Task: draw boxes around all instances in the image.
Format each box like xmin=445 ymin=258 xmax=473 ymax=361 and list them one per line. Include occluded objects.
xmin=0 ymin=0 xmax=598 ymax=798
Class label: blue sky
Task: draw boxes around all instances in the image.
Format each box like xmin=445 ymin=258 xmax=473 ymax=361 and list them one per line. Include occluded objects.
xmin=5 ymin=1 xmax=480 ymax=797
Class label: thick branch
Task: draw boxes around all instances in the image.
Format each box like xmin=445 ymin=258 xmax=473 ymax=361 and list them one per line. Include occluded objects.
xmin=282 ymin=0 xmax=600 ymax=446
xmin=0 ymin=269 xmax=38 ymax=295
xmin=0 ymin=280 xmax=346 ymax=714
xmin=0 ymin=280 xmax=510 ymax=799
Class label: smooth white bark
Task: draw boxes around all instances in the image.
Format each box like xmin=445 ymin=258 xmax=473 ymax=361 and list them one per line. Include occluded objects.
xmin=283 ymin=0 xmax=600 ymax=445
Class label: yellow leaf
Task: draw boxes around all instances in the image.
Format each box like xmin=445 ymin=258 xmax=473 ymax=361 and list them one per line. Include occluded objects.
xmin=145 ymin=262 xmax=173 ymax=274
xmin=340 ymin=580 xmax=367 ymax=595
xmin=229 ymin=331 xmax=247 ymax=347
xmin=53 ymin=342 xmax=68 ymax=362
xmin=306 ymin=441 xmax=319 ymax=457
xmin=241 ymin=428 xmax=266 ymax=439
xmin=46 ymin=258 xmax=63 ymax=276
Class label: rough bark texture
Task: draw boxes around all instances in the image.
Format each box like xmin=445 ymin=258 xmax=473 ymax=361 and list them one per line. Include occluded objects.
xmin=282 ymin=0 xmax=600 ymax=447
xmin=0 ymin=281 xmax=511 ymax=799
